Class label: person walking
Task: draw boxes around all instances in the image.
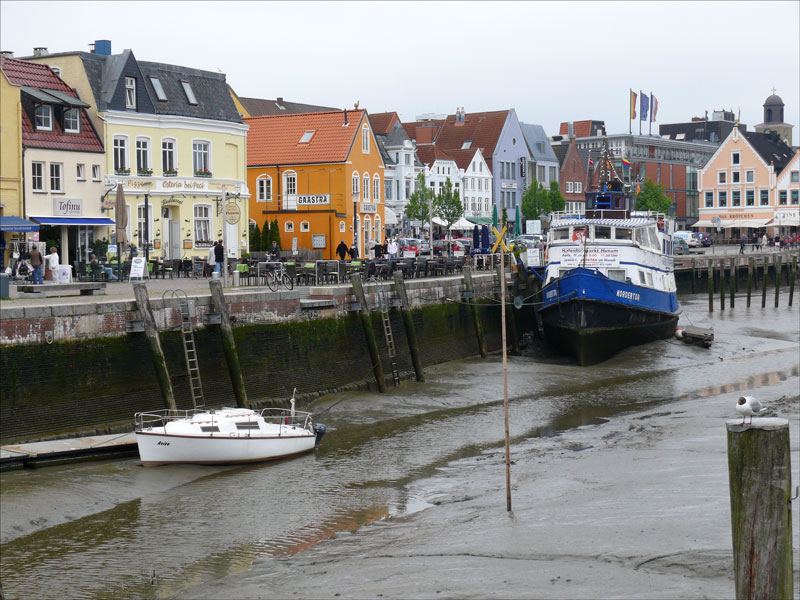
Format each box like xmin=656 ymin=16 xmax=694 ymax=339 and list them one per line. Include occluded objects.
xmin=739 ymin=235 xmax=746 ymax=254
xmin=349 ymin=243 xmax=359 ymax=260
xmin=387 ymin=238 xmax=398 ymax=259
xmin=206 ymin=242 xmax=216 ymax=277
xmin=214 ymin=239 xmax=224 ymax=275
xmin=29 ymin=245 xmax=43 ymax=285
xmin=336 ymin=240 xmax=348 ymax=261
xmin=762 ymin=233 xmax=769 ymax=251
xmin=46 ymin=246 xmax=59 ymax=282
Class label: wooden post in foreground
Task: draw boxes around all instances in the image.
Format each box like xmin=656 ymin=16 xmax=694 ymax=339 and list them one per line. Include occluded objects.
xmin=726 ymin=417 xmax=793 ymax=600
xmin=133 ymin=283 xmax=177 ymax=411
xmin=789 ymin=257 xmax=796 ymax=307
xmin=761 ymin=259 xmax=768 ymax=308
xmin=351 ymin=274 xmax=387 ymax=393
xmin=774 ymin=255 xmax=782 ymax=307
xmin=392 ymin=271 xmax=425 ymax=381
xmin=462 ymin=266 xmax=487 ymax=358
xmin=209 ymin=279 xmax=249 ymax=409
xmin=746 ymin=257 xmax=753 ymax=307
xmin=708 ymin=260 xmax=714 ymax=313
xmin=729 ymin=258 xmax=736 ymax=308
xmin=719 ymin=260 xmax=726 ymax=311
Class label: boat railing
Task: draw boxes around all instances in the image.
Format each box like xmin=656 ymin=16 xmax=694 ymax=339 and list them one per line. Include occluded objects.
xmin=134 ymin=408 xmax=205 ymax=431
xmin=257 ymin=408 xmax=314 ymax=431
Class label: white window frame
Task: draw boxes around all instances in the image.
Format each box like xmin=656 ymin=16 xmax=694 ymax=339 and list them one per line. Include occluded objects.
xmin=50 ymin=163 xmax=63 ymax=192
xmin=193 ymin=203 xmax=212 ymax=244
xmin=136 ymin=136 xmax=151 ymax=173
xmin=759 ymin=189 xmax=769 ymax=206
xmin=64 ymin=108 xmax=80 ymax=133
xmin=137 ymin=203 xmax=155 ymax=249
xmin=300 ymin=220 xmax=310 ymax=232
xmin=575 ymin=182 xmax=582 ymax=193
xmin=373 ymin=175 xmax=380 ymax=202
xmin=284 ymin=171 xmax=297 ymax=196
xmin=745 ymin=169 xmax=755 ymax=184
xmin=125 ymin=76 xmax=136 ymax=109
xmin=363 ymin=174 xmax=370 ymax=201
xmin=150 ymin=76 xmax=167 ymax=101
xmin=374 ymin=216 xmax=381 ymax=243
xmin=92 ymin=164 xmax=101 ymax=181
xmin=31 ymin=161 xmax=45 ymax=191
xmin=113 ymin=135 xmax=129 ymax=172
xmin=181 ymin=81 xmax=198 ymax=105
xmin=256 ymin=175 xmax=272 ymax=202
xmin=35 ymin=104 xmax=53 ymax=130
xmin=362 ymin=125 xmax=370 ymax=153
xmin=161 ymin=138 xmax=177 ymax=173
xmin=731 ymin=170 xmax=740 ymax=184
xmin=364 ymin=216 xmax=371 ymax=242
xmin=731 ymin=151 xmax=740 ymax=166
xmin=76 ymin=163 xmax=85 ymax=181
xmin=704 ymin=191 xmax=714 ymax=208
xmin=192 ymin=139 xmax=211 ymax=174
xmin=566 ymin=181 xmax=574 ymax=193
xmin=352 ymin=172 xmax=360 ymax=198
xmin=285 ymin=221 xmax=294 ymax=233
xmin=718 ymin=171 xmax=726 ymax=185
xmin=339 ymin=221 xmax=346 ymax=233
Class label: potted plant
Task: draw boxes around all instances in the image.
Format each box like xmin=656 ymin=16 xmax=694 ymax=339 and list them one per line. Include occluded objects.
xmin=163 ymin=169 xmax=178 ymax=177
xmin=137 ymin=167 xmax=153 ymax=176
xmin=195 ymin=169 xmax=212 ymax=178
xmin=115 ymin=166 xmax=130 ymax=175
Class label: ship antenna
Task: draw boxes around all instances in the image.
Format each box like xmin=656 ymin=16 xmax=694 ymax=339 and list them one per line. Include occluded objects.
xmin=581 ymin=225 xmax=590 ymax=268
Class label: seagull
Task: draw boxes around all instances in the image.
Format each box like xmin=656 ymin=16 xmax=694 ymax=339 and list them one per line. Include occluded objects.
xmin=736 ymin=396 xmax=765 ymax=424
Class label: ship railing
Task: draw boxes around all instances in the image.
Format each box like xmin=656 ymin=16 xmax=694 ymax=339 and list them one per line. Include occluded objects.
xmin=258 ymin=408 xmax=314 ymax=432
xmin=134 ymin=408 xmax=205 ymax=431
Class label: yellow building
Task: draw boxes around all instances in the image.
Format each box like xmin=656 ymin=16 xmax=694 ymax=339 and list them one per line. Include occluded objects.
xmin=25 ymin=42 xmax=249 ymax=262
xmin=0 ymin=68 xmax=25 ymax=268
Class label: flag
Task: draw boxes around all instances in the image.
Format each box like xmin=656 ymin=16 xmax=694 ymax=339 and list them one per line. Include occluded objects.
xmin=629 ymin=90 xmax=637 ymax=120
xmin=650 ymin=94 xmax=658 ymax=122
xmin=640 ymin=91 xmax=649 ymax=122
xmin=621 ymin=157 xmax=631 ymax=169
xmin=589 ymin=158 xmax=594 ymax=167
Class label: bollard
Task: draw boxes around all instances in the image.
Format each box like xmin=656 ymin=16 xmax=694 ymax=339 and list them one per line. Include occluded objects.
xmin=392 ymin=271 xmax=425 ymax=381
xmin=351 ymin=274 xmax=387 ymax=393
xmin=774 ymin=255 xmax=782 ymax=308
xmin=209 ymin=279 xmax=249 ymax=409
xmin=726 ymin=417 xmax=793 ymax=600
xmin=789 ymin=257 xmax=796 ymax=307
xmin=746 ymin=257 xmax=753 ymax=307
xmin=708 ymin=261 xmax=714 ymax=312
xmin=761 ymin=259 xmax=768 ymax=308
xmin=133 ymin=283 xmax=177 ymax=411
xmin=463 ymin=266 xmax=488 ymax=358
xmin=719 ymin=260 xmax=726 ymax=311
xmin=729 ymin=258 xmax=736 ymax=308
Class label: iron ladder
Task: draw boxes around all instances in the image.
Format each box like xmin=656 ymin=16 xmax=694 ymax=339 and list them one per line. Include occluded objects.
xmin=376 ymin=285 xmax=400 ymax=386
xmin=163 ymin=289 xmax=205 ymax=409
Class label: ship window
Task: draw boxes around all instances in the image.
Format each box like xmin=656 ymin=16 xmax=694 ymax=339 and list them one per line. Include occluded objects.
xmin=594 ymin=226 xmax=612 ymax=240
xmin=553 ymin=228 xmax=569 ymax=240
xmin=559 ymin=268 xmax=571 ymax=279
xmin=639 ymin=271 xmax=647 ymax=285
xmin=200 ymin=426 xmax=220 ymax=433
xmin=235 ymin=422 xmax=260 ymax=430
xmin=607 ymin=269 xmax=626 ymax=282
xmin=635 ymin=228 xmax=647 ymax=246
xmin=646 ymin=272 xmax=654 ymax=287
xmin=614 ymin=228 xmax=632 ymax=240
xmin=647 ymin=227 xmax=660 ymax=249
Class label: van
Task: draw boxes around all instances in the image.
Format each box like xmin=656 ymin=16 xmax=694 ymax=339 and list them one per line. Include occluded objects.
xmin=674 ymin=231 xmax=698 ymax=247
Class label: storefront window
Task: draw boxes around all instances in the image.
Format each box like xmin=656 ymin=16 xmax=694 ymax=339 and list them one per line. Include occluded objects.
xmin=194 ymin=205 xmax=211 ymax=244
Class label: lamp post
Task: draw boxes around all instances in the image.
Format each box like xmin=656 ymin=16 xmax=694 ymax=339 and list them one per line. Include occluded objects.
xmin=353 ymin=192 xmax=359 ymax=254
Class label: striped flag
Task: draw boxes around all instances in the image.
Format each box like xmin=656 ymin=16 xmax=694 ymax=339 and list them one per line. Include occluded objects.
xmin=650 ymin=94 xmax=658 ymax=122
xmin=640 ymin=92 xmax=649 ymax=122
xmin=630 ymin=90 xmax=637 ymax=120
xmin=621 ymin=157 xmax=631 ymax=169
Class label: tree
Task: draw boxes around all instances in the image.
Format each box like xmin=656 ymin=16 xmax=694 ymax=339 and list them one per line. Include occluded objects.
xmin=521 ymin=178 xmax=550 ymax=222
xmin=249 ymin=221 xmax=261 ymax=253
xmin=270 ymin=219 xmax=281 ymax=250
xmin=548 ymin=180 xmax=566 ymax=212
xmin=433 ymin=178 xmax=463 ymax=229
xmin=404 ymin=173 xmax=434 ymax=224
xmin=636 ymin=179 xmax=672 ymax=213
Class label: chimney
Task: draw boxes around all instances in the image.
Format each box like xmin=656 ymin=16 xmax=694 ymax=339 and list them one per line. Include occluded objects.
xmin=343 ymin=108 xmax=348 ymax=126
xmin=33 ymin=47 xmax=48 ymax=57
xmin=0 ymin=50 xmax=13 ymax=57
xmin=276 ymin=97 xmax=284 ymax=108
xmin=568 ymin=122 xmax=575 ymax=139
xmin=93 ymin=40 xmax=112 ymax=56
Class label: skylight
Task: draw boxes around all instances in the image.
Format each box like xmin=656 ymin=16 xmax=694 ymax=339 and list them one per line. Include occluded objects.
xmin=181 ymin=81 xmax=198 ymax=105
xmin=299 ymin=130 xmax=315 ymax=143
xmin=461 ymin=141 xmax=472 ymax=149
xmin=150 ymin=77 xmax=167 ymax=101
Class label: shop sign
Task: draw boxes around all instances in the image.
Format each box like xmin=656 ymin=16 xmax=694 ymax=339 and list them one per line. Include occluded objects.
xmin=54 ymin=198 xmax=82 ymax=216
xmin=501 ymin=182 xmax=518 ymax=190
xmin=775 ymin=209 xmax=798 ymax=219
xmin=224 ymin=202 xmax=241 ymax=225
xmin=560 ymin=246 xmax=620 ymax=267
xmin=360 ymin=203 xmax=377 ymax=213
xmin=298 ymin=195 xmax=330 ymax=205
xmin=161 ymin=179 xmax=207 ymax=192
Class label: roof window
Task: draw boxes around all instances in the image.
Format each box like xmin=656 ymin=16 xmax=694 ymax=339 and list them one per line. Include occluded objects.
xmin=150 ymin=76 xmax=167 ymax=101
xmin=299 ymin=130 xmax=315 ymax=143
xmin=181 ymin=81 xmax=198 ymax=105
xmin=461 ymin=141 xmax=472 ymax=149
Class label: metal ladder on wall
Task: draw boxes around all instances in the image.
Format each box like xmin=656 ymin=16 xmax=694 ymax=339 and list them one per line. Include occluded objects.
xmin=163 ymin=289 xmax=205 ymax=409
xmin=375 ymin=285 xmax=400 ymax=386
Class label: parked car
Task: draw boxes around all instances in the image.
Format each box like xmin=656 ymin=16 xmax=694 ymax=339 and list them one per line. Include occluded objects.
xmin=512 ymin=235 xmax=543 ymax=251
xmin=674 ymin=231 xmax=699 ymax=247
xmin=397 ymin=238 xmax=421 ymax=257
xmin=432 ymin=238 xmax=468 ymax=255
xmin=696 ymin=232 xmax=713 ymax=247
xmin=673 ymin=238 xmax=690 ymax=255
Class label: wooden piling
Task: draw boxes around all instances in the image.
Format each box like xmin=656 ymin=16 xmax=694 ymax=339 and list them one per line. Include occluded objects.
xmin=789 ymin=257 xmax=796 ymax=307
xmin=726 ymin=417 xmax=794 ymax=600
xmin=351 ymin=274 xmax=387 ymax=393
xmin=133 ymin=283 xmax=177 ymax=411
xmin=774 ymin=255 xmax=782 ymax=307
xmin=462 ymin=266 xmax=487 ymax=358
xmin=691 ymin=260 xmax=696 ymax=294
xmin=762 ymin=258 xmax=768 ymax=308
xmin=209 ymin=279 xmax=249 ymax=409
xmin=732 ymin=257 xmax=739 ymax=293
xmin=708 ymin=260 xmax=714 ymax=312
xmin=729 ymin=258 xmax=736 ymax=308
xmin=392 ymin=271 xmax=425 ymax=381
xmin=719 ymin=260 xmax=726 ymax=311
xmin=497 ymin=263 xmax=519 ymax=355
xmin=746 ymin=258 xmax=753 ymax=308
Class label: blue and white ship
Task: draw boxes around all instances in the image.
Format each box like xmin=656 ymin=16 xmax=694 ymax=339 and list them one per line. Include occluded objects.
xmin=539 ymin=166 xmax=680 ymax=365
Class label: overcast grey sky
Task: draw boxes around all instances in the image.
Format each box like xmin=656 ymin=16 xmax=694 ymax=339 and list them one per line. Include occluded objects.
xmin=2 ymin=1 xmax=798 ymax=138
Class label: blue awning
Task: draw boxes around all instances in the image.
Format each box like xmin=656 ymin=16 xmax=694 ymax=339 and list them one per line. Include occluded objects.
xmin=31 ymin=217 xmax=116 ymax=226
xmin=0 ymin=216 xmax=40 ymax=232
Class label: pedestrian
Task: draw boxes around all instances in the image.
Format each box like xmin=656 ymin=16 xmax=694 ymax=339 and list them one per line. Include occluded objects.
xmin=206 ymin=241 xmax=216 ymax=276
xmin=214 ymin=239 xmax=224 ymax=275
xmin=129 ymin=244 xmax=138 ymax=258
xmin=739 ymin=236 xmax=746 ymax=254
xmin=336 ymin=240 xmax=348 ymax=261
xmin=29 ymin=245 xmax=43 ymax=285
xmin=762 ymin=233 xmax=769 ymax=251
xmin=387 ymin=238 xmax=398 ymax=259
xmin=374 ymin=240 xmax=383 ymax=259
xmin=751 ymin=232 xmax=758 ymax=252
xmin=382 ymin=239 xmax=388 ymax=257
xmin=269 ymin=240 xmax=281 ymax=261
xmin=46 ymin=246 xmax=59 ymax=282
xmin=367 ymin=238 xmax=376 ymax=259
xmin=349 ymin=243 xmax=359 ymax=260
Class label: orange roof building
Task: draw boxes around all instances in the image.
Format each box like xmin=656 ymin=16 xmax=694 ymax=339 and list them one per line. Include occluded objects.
xmin=246 ymin=109 xmax=385 ymax=259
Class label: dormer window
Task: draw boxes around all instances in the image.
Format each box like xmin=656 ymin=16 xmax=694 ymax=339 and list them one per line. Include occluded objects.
xmin=64 ymin=108 xmax=80 ymax=133
xmin=125 ymin=77 xmax=136 ymax=109
xmin=299 ymin=130 xmax=314 ymax=143
xmin=150 ymin=76 xmax=167 ymax=101
xmin=181 ymin=81 xmax=198 ymax=105
xmin=35 ymin=105 xmax=53 ymax=130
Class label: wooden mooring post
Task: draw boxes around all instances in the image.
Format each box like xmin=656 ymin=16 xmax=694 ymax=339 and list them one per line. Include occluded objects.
xmin=351 ymin=274 xmax=387 ymax=393
xmin=462 ymin=266 xmax=488 ymax=358
xmin=496 ymin=263 xmax=519 ymax=355
xmin=774 ymin=255 xmax=782 ymax=308
xmin=719 ymin=260 xmax=726 ymax=311
xmin=708 ymin=260 xmax=714 ymax=312
xmin=746 ymin=257 xmax=753 ymax=307
xmin=690 ymin=260 xmax=696 ymax=294
xmin=133 ymin=283 xmax=177 ymax=411
xmin=209 ymin=279 xmax=249 ymax=409
xmin=761 ymin=258 xmax=768 ymax=308
xmin=726 ymin=417 xmax=794 ymax=600
xmin=729 ymin=258 xmax=736 ymax=308
xmin=789 ymin=257 xmax=796 ymax=307
xmin=392 ymin=271 xmax=425 ymax=381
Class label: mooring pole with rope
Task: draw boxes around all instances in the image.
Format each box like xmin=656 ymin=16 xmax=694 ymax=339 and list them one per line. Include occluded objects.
xmin=494 ymin=223 xmax=512 ymax=512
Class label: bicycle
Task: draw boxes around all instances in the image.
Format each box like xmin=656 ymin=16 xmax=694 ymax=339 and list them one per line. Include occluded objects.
xmin=264 ymin=265 xmax=294 ymax=291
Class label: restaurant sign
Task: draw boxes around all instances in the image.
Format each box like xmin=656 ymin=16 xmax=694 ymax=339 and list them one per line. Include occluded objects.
xmin=54 ymin=198 xmax=82 ymax=216
xmin=297 ymin=194 xmax=330 ymax=205
xmin=224 ymin=202 xmax=241 ymax=225
xmin=360 ymin=203 xmax=377 ymax=213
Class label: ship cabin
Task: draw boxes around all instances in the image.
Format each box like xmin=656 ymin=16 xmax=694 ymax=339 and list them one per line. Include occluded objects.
xmin=584 ymin=181 xmax=632 ymax=220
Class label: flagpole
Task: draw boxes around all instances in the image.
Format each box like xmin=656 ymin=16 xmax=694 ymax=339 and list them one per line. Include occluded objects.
xmin=648 ymin=91 xmax=652 ymax=136
xmin=629 ymin=89 xmax=632 ymax=135
xmin=638 ymin=90 xmax=642 ymax=136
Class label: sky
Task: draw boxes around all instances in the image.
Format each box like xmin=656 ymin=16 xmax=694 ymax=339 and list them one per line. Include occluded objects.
xmin=2 ymin=1 xmax=798 ymax=139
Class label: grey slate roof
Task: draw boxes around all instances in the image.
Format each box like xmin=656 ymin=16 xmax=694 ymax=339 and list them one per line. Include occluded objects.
xmin=552 ymin=143 xmax=569 ymax=168
xmin=520 ymin=123 xmax=558 ymax=163
xmin=239 ymin=96 xmax=337 ymax=116
xmin=374 ymin=134 xmax=395 ymax=166
xmin=742 ymin=130 xmax=794 ymax=172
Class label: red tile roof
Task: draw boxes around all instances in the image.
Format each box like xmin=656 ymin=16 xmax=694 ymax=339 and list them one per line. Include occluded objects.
xmin=1 ymin=56 xmax=103 ymax=153
xmin=433 ymin=110 xmax=509 ymax=160
xmin=558 ymin=120 xmax=601 ymax=138
xmin=442 ymin=148 xmax=480 ymax=172
xmin=402 ymin=121 xmax=443 ymax=144
xmin=246 ymin=109 xmax=366 ymax=166
xmin=368 ymin=112 xmax=400 ymax=134
xmin=415 ymin=145 xmax=455 ymax=167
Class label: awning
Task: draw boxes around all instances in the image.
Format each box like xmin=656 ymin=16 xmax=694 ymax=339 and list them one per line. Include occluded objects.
xmin=384 ymin=207 xmax=398 ymax=226
xmin=432 ymin=217 xmax=447 ymax=226
xmin=691 ymin=220 xmax=715 ymax=228
xmin=770 ymin=217 xmax=800 ymax=226
xmin=0 ymin=216 xmax=40 ymax=232
xmin=737 ymin=218 xmax=773 ymax=228
xmin=31 ymin=217 xmax=116 ymax=226
xmin=467 ymin=217 xmax=494 ymax=225
xmin=449 ymin=216 xmax=474 ymax=230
